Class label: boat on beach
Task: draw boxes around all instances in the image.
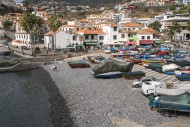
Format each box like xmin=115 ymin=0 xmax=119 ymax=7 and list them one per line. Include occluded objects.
xmin=0 ymin=61 xmax=44 ymax=72
xmin=67 ymin=60 xmax=90 ymax=68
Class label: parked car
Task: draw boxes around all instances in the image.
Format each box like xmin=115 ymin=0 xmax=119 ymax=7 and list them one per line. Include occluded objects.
xmin=132 ymin=76 xmax=157 ymax=87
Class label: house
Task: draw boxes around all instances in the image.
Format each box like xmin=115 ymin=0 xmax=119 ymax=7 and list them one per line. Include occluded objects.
xmin=44 ymin=30 xmax=82 ymax=49
xmin=102 ymin=23 xmax=119 ymax=45
xmin=160 ymin=13 xmax=190 ymax=41
xmin=12 ymin=20 xmax=30 ymax=47
xmin=139 ymin=17 xmax=157 ymax=27
xmin=121 ymin=22 xmax=143 ymax=31
xmin=137 ymin=28 xmax=160 ymax=45
xmin=75 ymin=28 xmax=106 ymax=49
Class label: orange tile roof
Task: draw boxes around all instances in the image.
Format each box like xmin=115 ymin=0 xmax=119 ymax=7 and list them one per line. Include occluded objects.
xmin=105 ymin=23 xmax=117 ymax=27
xmin=123 ymin=22 xmax=143 ymax=27
xmin=76 ymin=28 xmax=105 ymax=35
xmin=121 ymin=30 xmax=138 ymax=33
xmin=138 ymin=28 xmax=159 ymax=34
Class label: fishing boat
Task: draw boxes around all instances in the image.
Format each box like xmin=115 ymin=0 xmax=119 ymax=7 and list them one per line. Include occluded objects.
xmin=91 ymin=59 xmax=134 ymax=78
xmin=67 ymin=60 xmax=90 ymax=68
xmin=93 ymin=56 xmax=105 ymax=63
xmin=142 ymin=59 xmax=163 ymax=64
xmin=130 ymin=58 xmax=142 ymax=64
xmin=0 ymin=61 xmax=44 ymax=72
xmin=121 ymin=71 xmax=145 ymax=79
xmin=150 ymin=92 xmax=190 ymax=113
xmin=176 ymin=73 xmax=190 ymax=81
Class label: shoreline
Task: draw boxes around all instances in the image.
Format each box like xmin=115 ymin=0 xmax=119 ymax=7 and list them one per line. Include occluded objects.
xmin=36 ymin=68 xmax=75 ymax=127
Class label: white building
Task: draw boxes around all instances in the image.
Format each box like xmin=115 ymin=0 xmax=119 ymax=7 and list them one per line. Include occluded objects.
xmin=44 ymin=30 xmax=82 ymax=49
xmin=102 ymin=23 xmax=119 ymax=44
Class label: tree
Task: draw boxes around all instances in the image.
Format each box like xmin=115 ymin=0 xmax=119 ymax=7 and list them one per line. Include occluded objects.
xmin=2 ymin=20 xmax=13 ymax=30
xmin=48 ymin=13 xmax=62 ymax=49
xmin=20 ymin=13 xmax=44 ymax=49
xmin=169 ymin=5 xmax=176 ymax=11
xmin=148 ymin=21 xmax=161 ymax=32
xmin=168 ymin=22 xmax=181 ymax=41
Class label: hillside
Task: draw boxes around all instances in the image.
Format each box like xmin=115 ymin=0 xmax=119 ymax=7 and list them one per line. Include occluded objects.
xmin=27 ymin=0 xmax=122 ymax=6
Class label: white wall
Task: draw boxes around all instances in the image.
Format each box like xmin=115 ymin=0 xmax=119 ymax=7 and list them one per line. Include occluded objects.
xmin=137 ymin=34 xmax=153 ymax=40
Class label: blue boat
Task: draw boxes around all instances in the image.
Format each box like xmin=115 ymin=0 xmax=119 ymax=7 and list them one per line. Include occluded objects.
xmin=176 ymin=73 xmax=190 ymax=81
xmin=150 ymin=92 xmax=190 ymax=113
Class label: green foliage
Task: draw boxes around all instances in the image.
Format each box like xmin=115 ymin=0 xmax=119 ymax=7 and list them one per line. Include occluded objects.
xmin=168 ymin=22 xmax=181 ymax=40
xmin=169 ymin=5 xmax=176 ymax=11
xmin=21 ymin=13 xmax=44 ymax=45
xmin=48 ymin=14 xmax=62 ymax=32
xmin=174 ymin=5 xmax=190 ymax=14
xmin=2 ymin=20 xmax=13 ymax=30
xmin=148 ymin=21 xmax=161 ymax=32
xmin=21 ymin=13 xmax=44 ymax=33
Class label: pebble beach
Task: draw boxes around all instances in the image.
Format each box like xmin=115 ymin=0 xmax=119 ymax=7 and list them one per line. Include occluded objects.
xmin=43 ymin=53 xmax=174 ymax=127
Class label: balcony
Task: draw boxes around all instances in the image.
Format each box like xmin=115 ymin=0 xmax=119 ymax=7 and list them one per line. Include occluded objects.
xmin=164 ymin=22 xmax=187 ymax=27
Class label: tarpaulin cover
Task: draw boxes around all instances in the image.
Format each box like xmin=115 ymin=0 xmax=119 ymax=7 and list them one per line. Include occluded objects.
xmin=156 ymin=92 xmax=190 ymax=111
xmin=91 ymin=59 xmax=134 ymax=75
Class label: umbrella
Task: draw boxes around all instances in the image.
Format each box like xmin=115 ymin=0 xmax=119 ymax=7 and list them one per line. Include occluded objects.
xmin=125 ymin=42 xmax=137 ymax=45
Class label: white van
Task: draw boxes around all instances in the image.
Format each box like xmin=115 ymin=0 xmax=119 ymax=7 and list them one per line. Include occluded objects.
xmin=141 ymin=81 xmax=166 ymax=96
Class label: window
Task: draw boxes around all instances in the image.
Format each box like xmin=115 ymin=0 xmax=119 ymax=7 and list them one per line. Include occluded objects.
xmin=113 ymin=35 xmax=117 ymax=40
xmin=91 ymin=35 xmax=94 ymax=39
xmin=79 ymin=37 xmax=83 ymax=41
xmin=142 ymin=36 xmax=145 ymax=39
xmin=147 ymin=36 xmax=150 ymax=39
xmin=99 ymin=36 xmax=104 ymax=40
xmin=121 ymin=34 xmax=125 ymax=38
xmin=73 ymin=36 xmax=77 ymax=41
xmin=85 ymin=35 xmax=89 ymax=39
xmin=113 ymin=27 xmax=117 ymax=31
xmin=128 ymin=34 xmax=133 ymax=37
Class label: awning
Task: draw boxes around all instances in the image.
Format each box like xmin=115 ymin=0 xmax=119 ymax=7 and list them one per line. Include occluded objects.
xmin=125 ymin=42 xmax=137 ymax=45
xmin=76 ymin=44 xmax=83 ymax=47
xmin=85 ymin=42 xmax=98 ymax=45
xmin=154 ymin=40 xmax=164 ymax=44
xmin=139 ymin=40 xmax=154 ymax=44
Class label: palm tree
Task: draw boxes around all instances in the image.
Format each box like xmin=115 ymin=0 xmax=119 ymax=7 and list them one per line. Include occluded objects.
xmin=20 ymin=13 xmax=44 ymax=49
xmin=48 ymin=13 xmax=62 ymax=49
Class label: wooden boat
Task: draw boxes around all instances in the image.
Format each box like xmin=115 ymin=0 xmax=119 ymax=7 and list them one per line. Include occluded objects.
xmin=95 ymin=72 xmax=123 ymax=78
xmin=162 ymin=64 xmax=178 ymax=72
xmin=93 ymin=56 xmax=105 ymax=63
xmin=130 ymin=58 xmax=142 ymax=64
xmin=142 ymin=59 xmax=163 ymax=65
xmin=121 ymin=71 xmax=145 ymax=79
xmin=67 ymin=60 xmax=90 ymax=68
xmin=0 ymin=62 xmax=44 ymax=72
xmin=156 ymin=50 xmax=169 ymax=55
xmin=176 ymin=73 xmax=190 ymax=81
xmin=91 ymin=59 xmax=134 ymax=75
xmin=151 ymin=92 xmax=190 ymax=113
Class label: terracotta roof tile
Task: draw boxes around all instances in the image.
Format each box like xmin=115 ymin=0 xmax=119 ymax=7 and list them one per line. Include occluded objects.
xmin=123 ymin=22 xmax=143 ymax=27
xmin=76 ymin=28 xmax=105 ymax=35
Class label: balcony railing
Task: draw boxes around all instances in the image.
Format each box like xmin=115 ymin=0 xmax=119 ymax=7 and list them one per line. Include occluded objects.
xmin=84 ymin=39 xmax=98 ymax=43
xmin=164 ymin=22 xmax=187 ymax=26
